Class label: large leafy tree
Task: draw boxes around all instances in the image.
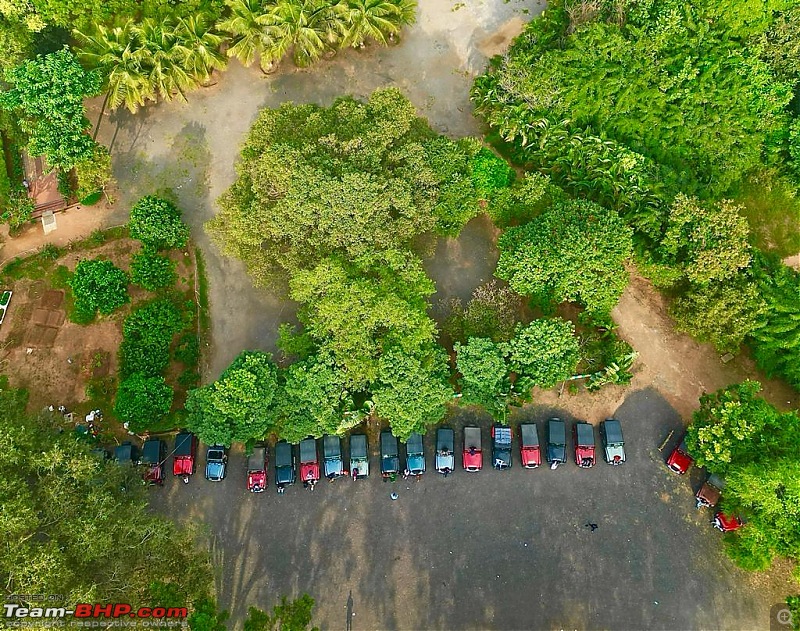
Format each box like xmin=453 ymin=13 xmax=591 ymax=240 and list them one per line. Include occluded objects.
xmin=209 ymin=89 xmax=480 ymax=286
xmin=185 ymin=351 xmax=279 ymax=446
xmin=0 ymin=381 xmax=211 ymax=608
xmin=114 ymin=372 xmax=174 ymax=431
xmin=685 ymin=381 xmax=800 ymax=473
xmin=504 ymin=318 xmax=580 ymax=390
xmin=371 ymin=345 xmax=452 ymax=440
xmin=454 ymin=336 xmax=510 ymax=420
xmin=0 ymin=48 xmax=101 ymax=170
xmin=496 ymin=198 xmax=633 ymax=320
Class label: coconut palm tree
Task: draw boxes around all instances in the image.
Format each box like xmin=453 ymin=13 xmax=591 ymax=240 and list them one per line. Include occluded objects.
xmin=133 ymin=18 xmax=197 ymax=104
xmin=336 ymin=0 xmax=416 ymax=48
xmin=176 ymin=13 xmax=228 ymax=84
xmin=261 ymin=0 xmax=342 ymax=68
xmin=74 ymin=21 xmax=153 ymax=114
xmin=217 ymin=0 xmax=277 ymax=72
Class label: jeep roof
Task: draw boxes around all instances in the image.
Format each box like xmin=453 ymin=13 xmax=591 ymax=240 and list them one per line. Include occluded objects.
xmin=600 ymin=419 xmax=626 ymax=465
xmin=274 ymin=440 xmax=296 ymax=485
xmin=406 ymin=432 xmax=425 ymax=475
xmin=574 ymin=422 xmax=595 ymax=468
xmin=380 ymin=431 xmax=400 ymax=475
xmin=547 ymin=418 xmax=567 ymax=465
xmin=323 ymin=435 xmax=344 ymax=478
xmin=491 ymin=425 xmax=512 ymax=470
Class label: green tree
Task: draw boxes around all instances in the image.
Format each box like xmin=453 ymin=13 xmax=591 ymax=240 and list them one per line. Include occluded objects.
xmin=175 ymin=14 xmax=227 ymax=85
xmin=670 ymin=275 xmax=767 ymax=353
xmin=119 ymin=298 xmax=185 ymax=377
xmin=185 ymin=350 xmax=279 ymax=446
xmin=188 ymin=597 xmax=229 ymax=631
xmin=217 ymin=0 xmax=276 ymax=72
xmin=0 ymin=380 xmax=212 ymax=609
xmin=131 ymin=249 xmax=177 ymax=290
xmin=685 ymin=381 xmax=799 ymax=472
xmin=74 ymin=144 xmax=113 ymax=202
xmin=371 ymin=345 xmax=452 ymax=440
xmin=69 ymin=259 xmax=129 ymax=322
xmin=261 ymin=0 xmax=338 ymax=68
xmin=454 ymin=337 xmax=510 ymax=419
xmin=114 ymin=373 xmax=174 ymax=431
xmin=443 ymin=280 xmax=522 ymax=343
xmin=496 ymin=198 xmax=633 ymax=320
xmin=244 ymin=594 xmax=318 ymax=631
xmin=503 ymin=318 xmax=580 ymax=390
xmin=129 ymin=195 xmax=190 ymax=250
xmin=659 ymin=195 xmax=752 ymax=285
xmin=0 ymin=48 xmax=101 ymax=170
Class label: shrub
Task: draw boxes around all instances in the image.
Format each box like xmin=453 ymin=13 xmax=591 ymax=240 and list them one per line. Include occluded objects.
xmin=114 ymin=373 xmax=173 ymax=431
xmin=75 ymin=144 xmax=113 ymax=202
xmin=119 ymin=298 xmax=184 ymax=377
xmin=469 ymin=147 xmax=513 ymax=200
xmin=131 ymin=249 xmax=176 ymax=291
xmin=69 ymin=259 xmax=129 ymax=322
xmin=174 ymin=332 xmax=199 ymax=366
xmin=1 ymin=190 xmax=34 ymax=231
xmin=129 ymin=196 xmax=190 ymax=250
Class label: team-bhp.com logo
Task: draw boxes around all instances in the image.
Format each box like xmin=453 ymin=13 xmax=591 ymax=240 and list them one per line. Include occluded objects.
xmin=4 ymin=603 xmax=187 ymax=620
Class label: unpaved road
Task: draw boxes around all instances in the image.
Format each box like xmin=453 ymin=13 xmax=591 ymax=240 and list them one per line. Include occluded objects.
xmin=90 ymin=0 xmax=540 ymax=378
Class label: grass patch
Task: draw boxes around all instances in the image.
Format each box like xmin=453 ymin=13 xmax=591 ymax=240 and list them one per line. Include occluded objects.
xmin=1 ymin=244 xmax=65 ymax=281
xmin=195 ymin=246 xmax=210 ymax=351
xmin=734 ymin=174 xmax=800 ymax=258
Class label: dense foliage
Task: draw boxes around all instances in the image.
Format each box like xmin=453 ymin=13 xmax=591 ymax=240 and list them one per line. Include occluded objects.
xmin=0 ymin=48 xmax=101 ymax=171
xmin=496 ymin=198 xmax=633 ymax=321
xmin=505 ymin=318 xmax=580 ymax=391
xmin=131 ymin=249 xmax=178 ymax=290
xmin=243 ymin=595 xmax=318 ymax=631
xmin=686 ymin=382 xmax=800 ymax=572
xmin=69 ymin=258 xmax=129 ymax=322
xmin=0 ymin=380 xmax=212 ymax=609
xmin=454 ymin=337 xmax=510 ymax=419
xmin=185 ymin=350 xmax=279 ymax=446
xmin=114 ymin=372 xmax=174 ymax=430
xmin=473 ymin=0 xmax=800 ymax=389
xmin=129 ymin=196 xmax=191 ymax=250
xmin=119 ymin=298 xmax=185 ymax=377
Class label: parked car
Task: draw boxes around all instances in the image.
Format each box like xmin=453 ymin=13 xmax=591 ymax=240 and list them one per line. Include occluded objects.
xmin=274 ymin=440 xmax=296 ymax=489
xmin=667 ymin=438 xmax=694 ymax=475
xmin=349 ymin=433 xmax=369 ymax=479
xmin=141 ymin=438 xmax=166 ymax=485
xmin=696 ymin=473 xmax=725 ymax=509
xmin=491 ymin=425 xmax=512 ymax=470
xmin=435 ymin=427 xmax=455 ymax=475
xmin=380 ymin=431 xmax=400 ymax=478
xmin=573 ymin=422 xmax=596 ymax=468
xmin=462 ymin=426 xmax=483 ymax=472
xmin=323 ymin=435 xmax=345 ymax=480
xmin=519 ymin=423 xmax=541 ymax=469
xmin=546 ymin=418 xmax=567 ymax=468
xmin=205 ymin=445 xmax=227 ymax=482
xmin=299 ymin=437 xmax=320 ymax=485
xmin=405 ymin=432 xmax=426 ymax=476
xmin=600 ymin=419 xmax=626 ymax=465
xmin=713 ymin=511 xmax=743 ymax=532
xmin=114 ymin=441 xmax=139 ymax=465
xmin=247 ymin=445 xmax=268 ymax=492
xmin=173 ymin=431 xmax=197 ymax=482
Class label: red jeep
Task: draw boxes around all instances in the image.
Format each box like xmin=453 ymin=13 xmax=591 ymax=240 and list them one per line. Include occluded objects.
xmin=299 ymin=437 xmax=320 ymax=486
xmin=172 ymin=431 xmax=197 ymax=483
xmin=247 ymin=445 xmax=268 ymax=493
xmin=462 ymin=426 xmax=482 ymax=472
xmin=519 ymin=423 xmax=541 ymax=469
xmin=666 ymin=439 xmax=694 ymax=475
xmin=713 ymin=512 xmax=743 ymax=532
xmin=573 ymin=422 xmax=595 ymax=469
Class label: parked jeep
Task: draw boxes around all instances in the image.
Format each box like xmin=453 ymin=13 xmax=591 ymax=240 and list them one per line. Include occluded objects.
xmin=380 ymin=431 xmax=400 ymax=478
xmin=405 ymin=432 xmax=425 ymax=476
xmin=573 ymin=422 xmax=595 ymax=468
xmin=491 ymin=425 xmax=512 ymax=470
xmin=462 ymin=426 xmax=483 ymax=472
xmin=599 ymin=419 xmax=626 ymax=465
xmin=349 ymin=433 xmax=369 ymax=479
xmin=205 ymin=445 xmax=227 ymax=482
xmin=323 ymin=435 xmax=345 ymax=480
xmin=299 ymin=437 xmax=320 ymax=485
xmin=519 ymin=423 xmax=541 ymax=469
xmin=546 ymin=418 xmax=567 ymax=468
xmin=696 ymin=473 xmax=725 ymax=509
xmin=141 ymin=438 xmax=166 ymax=485
xmin=667 ymin=438 xmax=694 ymax=475
xmin=435 ymin=427 xmax=455 ymax=476
xmin=173 ymin=431 xmax=197 ymax=482
xmin=247 ymin=445 xmax=268 ymax=493
xmin=114 ymin=441 xmax=139 ymax=466
xmin=274 ymin=440 xmax=296 ymax=489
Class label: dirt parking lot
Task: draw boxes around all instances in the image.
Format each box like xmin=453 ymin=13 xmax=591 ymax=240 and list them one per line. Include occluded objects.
xmin=156 ymin=388 xmax=793 ymax=630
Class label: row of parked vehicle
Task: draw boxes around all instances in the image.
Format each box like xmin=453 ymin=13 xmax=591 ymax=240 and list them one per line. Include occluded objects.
xmin=665 ymin=437 xmax=743 ymax=533
xmin=108 ymin=419 xmax=627 ymax=492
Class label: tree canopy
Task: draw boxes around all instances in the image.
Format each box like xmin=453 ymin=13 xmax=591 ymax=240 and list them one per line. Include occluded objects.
xmin=129 ymin=196 xmax=191 ymax=250
xmin=496 ymin=198 xmax=633 ymax=320
xmin=0 ymin=48 xmax=101 ymax=170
